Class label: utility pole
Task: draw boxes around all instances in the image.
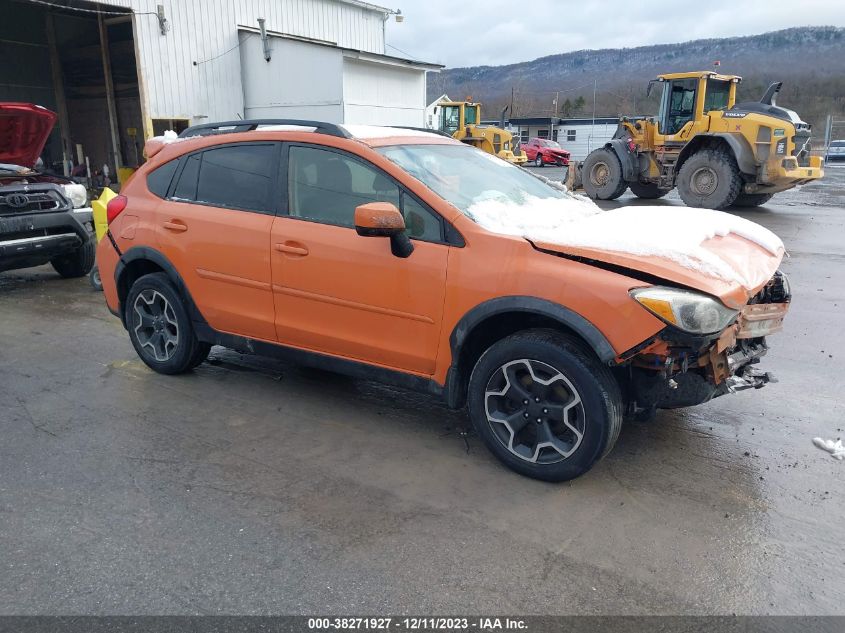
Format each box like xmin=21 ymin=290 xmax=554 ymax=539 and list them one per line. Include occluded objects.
xmin=590 ymin=79 xmax=597 ymax=153
xmin=510 ymin=87 xmax=515 ymax=117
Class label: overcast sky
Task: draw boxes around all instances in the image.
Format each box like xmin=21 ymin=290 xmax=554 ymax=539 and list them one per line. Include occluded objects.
xmin=385 ymin=0 xmax=845 ymax=68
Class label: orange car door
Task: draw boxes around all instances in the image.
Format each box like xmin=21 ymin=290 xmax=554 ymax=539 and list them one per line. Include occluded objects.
xmin=270 ymin=144 xmax=448 ymax=375
xmin=155 ymin=142 xmax=278 ymax=341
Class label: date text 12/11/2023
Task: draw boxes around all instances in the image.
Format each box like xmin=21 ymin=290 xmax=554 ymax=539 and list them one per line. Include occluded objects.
xmin=307 ymin=617 xmax=528 ymax=630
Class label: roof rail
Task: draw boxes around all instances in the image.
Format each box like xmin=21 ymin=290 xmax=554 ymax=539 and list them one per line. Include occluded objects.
xmin=178 ymin=119 xmax=352 ymax=139
xmin=387 ymin=125 xmax=453 ymax=138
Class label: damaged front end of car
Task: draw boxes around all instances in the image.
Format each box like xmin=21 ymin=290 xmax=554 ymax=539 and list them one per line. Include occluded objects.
xmin=619 ymin=271 xmax=791 ymax=420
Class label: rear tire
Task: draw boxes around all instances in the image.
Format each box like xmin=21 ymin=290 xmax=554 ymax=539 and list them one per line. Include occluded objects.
xmin=581 ymin=148 xmax=628 ymax=200
xmin=125 ymin=272 xmax=206 ymax=375
xmin=534 ymin=153 xmax=544 ymax=167
xmin=629 ymin=181 xmax=670 ymax=199
xmin=51 ymin=240 xmax=95 ymax=278
xmin=676 ymin=149 xmax=742 ymax=209
xmin=733 ymin=193 xmax=774 ymax=208
xmin=467 ymin=329 xmax=623 ymax=482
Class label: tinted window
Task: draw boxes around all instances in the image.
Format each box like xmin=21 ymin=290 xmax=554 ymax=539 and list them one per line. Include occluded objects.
xmin=402 ymin=193 xmax=441 ymax=242
xmin=288 ymin=146 xmax=400 ymax=227
xmin=147 ymin=159 xmax=178 ymax=198
xmin=172 ymin=153 xmax=200 ymax=201
xmin=195 ymin=144 xmax=275 ymax=212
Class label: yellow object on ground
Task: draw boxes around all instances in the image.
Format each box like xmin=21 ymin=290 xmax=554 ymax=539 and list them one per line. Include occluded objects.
xmin=92 ymin=187 xmax=117 ymax=242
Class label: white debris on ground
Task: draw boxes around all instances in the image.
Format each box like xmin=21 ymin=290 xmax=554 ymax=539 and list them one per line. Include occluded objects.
xmin=466 ymin=194 xmax=784 ymax=284
xmin=812 ymin=437 xmax=845 ymax=460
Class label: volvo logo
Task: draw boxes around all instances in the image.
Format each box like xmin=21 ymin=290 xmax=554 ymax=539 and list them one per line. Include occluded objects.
xmin=6 ymin=193 xmax=29 ymax=208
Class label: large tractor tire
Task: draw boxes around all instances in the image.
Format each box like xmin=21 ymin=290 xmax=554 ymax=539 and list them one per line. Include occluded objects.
xmin=676 ymin=149 xmax=742 ymax=209
xmin=733 ymin=193 xmax=774 ymax=208
xmin=629 ymin=181 xmax=670 ymax=199
xmin=581 ymin=148 xmax=628 ymax=200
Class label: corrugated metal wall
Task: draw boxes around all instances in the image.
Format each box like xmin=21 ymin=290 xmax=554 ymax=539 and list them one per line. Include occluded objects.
xmin=342 ymin=58 xmax=426 ymax=126
xmin=103 ymin=0 xmax=386 ymax=131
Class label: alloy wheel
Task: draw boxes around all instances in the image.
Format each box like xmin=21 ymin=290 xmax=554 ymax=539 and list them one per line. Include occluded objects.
xmin=133 ymin=289 xmax=180 ymax=362
xmin=484 ymin=359 xmax=585 ymax=464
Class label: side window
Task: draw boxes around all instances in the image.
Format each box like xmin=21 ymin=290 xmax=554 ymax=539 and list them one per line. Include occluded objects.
xmin=172 ymin=153 xmax=200 ymax=201
xmin=147 ymin=159 xmax=179 ymax=198
xmin=402 ymin=193 xmax=442 ymax=242
xmin=288 ymin=146 xmax=400 ymax=228
xmin=195 ymin=144 xmax=275 ymax=212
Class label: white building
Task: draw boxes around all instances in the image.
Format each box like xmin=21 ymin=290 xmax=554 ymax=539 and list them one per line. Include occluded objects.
xmin=0 ymin=0 xmax=439 ymax=176
xmin=510 ymin=116 xmax=621 ymax=160
xmin=424 ymin=93 xmax=449 ymax=129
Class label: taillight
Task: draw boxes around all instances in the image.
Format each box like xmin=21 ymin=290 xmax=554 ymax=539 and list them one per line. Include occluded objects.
xmin=106 ymin=195 xmax=128 ymax=225
xmin=626 ymin=137 xmax=636 ymax=152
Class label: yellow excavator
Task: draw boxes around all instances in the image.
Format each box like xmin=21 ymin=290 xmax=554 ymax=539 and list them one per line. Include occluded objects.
xmin=434 ymin=100 xmax=527 ymax=164
xmin=571 ymin=71 xmax=824 ymax=208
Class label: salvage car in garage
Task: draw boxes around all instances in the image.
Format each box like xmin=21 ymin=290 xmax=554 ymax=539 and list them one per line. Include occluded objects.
xmin=96 ymin=120 xmax=790 ymax=482
xmin=0 ymin=103 xmax=94 ymax=277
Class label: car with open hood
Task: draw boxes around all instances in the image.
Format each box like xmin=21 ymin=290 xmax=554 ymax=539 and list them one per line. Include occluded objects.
xmin=0 ymin=102 xmax=94 ymax=277
xmin=96 ymin=119 xmax=790 ymax=481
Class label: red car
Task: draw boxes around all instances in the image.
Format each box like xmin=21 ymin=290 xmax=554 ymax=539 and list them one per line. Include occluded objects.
xmin=524 ymin=138 xmax=571 ymax=167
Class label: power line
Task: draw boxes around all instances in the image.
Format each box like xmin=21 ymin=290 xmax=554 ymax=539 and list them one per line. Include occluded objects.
xmin=194 ymin=35 xmax=246 ymax=65
xmin=386 ymin=42 xmax=418 ymax=59
xmin=24 ymin=0 xmax=157 ymax=17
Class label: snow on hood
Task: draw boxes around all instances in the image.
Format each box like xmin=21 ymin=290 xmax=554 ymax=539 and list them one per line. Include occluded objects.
xmin=466 ymin=194 xmax=784 ymax=286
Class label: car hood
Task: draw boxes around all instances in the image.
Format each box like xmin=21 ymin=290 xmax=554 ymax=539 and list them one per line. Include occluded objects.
xmin=467 ymin=198 xmax=784 ymax=310
xmin=0 ymin=103 xmax=57 ymax=168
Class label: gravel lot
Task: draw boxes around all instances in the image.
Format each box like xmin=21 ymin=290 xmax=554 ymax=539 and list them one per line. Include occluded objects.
xmin=1 ymin=166 xmax=843 ymax=615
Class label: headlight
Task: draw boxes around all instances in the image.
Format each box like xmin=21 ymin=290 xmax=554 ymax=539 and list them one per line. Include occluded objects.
xmin=61 ymin=183 xmax=88 ymax=208
xmin=630 ymin=286 xmax=738 ymax=335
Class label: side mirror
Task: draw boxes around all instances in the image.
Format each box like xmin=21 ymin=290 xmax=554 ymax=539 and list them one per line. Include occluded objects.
xmin=354 ymin=202 xmax=414 ymax=258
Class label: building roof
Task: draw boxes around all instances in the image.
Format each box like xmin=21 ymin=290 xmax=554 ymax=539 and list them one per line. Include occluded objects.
xmin=237 ymin=26 xmax=443 ymax=70
xmin=336 ymin=0 xmax=393 ymax=15
xmin=509 ymin=116 xmax=621 ymax=126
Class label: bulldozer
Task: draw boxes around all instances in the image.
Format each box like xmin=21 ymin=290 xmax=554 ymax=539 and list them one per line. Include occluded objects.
xmin=434 ymin=100 xmax=527 ymax=164
xmin=572 ymin=71 xmax=824 ymax=209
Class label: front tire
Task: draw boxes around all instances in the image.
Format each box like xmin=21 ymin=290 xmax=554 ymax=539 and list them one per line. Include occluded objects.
xmin=467 ymin=330 xmax=623 ymax=482
xmin=89 ymin=265 xmax=103 ymax=291
xmin=676 ymin=149 xmax=742 ymax=209
xmin=125 ymin=272 xmax=207 ymax=374
xmin=51 ymin=240 xmax=95 ymax=278
xmin=581 ymin=148 xmax=628 ymax=200
xmin=629 ymin=181 xmax=670 ymax=199
xmin=733 ymin=193 xmax=774 ymax=208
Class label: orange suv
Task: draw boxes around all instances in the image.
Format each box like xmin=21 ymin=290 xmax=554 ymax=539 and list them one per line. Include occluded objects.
xmin=97 ymin=119 xmax=791 ymax=481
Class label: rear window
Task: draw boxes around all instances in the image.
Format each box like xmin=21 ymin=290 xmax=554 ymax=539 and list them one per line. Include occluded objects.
xmin=196 ymin=144 xmax=275 ymax=212
xmin=169 ymin=144 xmax=276 ymax=213
xmin=146 ymin=159 xmax=178 ymax=198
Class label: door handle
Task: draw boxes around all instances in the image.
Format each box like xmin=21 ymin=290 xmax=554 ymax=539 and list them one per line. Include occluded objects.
xmin=274 ymin=242 xmax=309 ymax=256
xmin=163 ymin=220 xmax=188 ymax=232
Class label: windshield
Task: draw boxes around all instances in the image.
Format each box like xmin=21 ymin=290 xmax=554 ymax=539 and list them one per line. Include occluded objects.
xmin=704 ymin=78 xmax=731 ymax=112
xmin=541 ymin=140 xmax=562 ymax=149
xmin=377 ymin=144 xmax=566 ymax=213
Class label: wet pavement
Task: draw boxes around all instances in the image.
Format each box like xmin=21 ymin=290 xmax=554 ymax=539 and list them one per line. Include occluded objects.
xmin=1 ymin=167 xmax=843 ymax=615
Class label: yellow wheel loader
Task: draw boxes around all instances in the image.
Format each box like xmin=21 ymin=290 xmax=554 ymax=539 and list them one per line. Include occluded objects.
xmin=571 ymin=71 xmax=824 ymax=209
xmin=434 ymin=100 xmax=527 ymax=165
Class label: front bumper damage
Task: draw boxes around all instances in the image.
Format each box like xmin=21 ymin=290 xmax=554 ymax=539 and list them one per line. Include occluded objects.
xmin=622 ymin=272 xmax=790 ymax=416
